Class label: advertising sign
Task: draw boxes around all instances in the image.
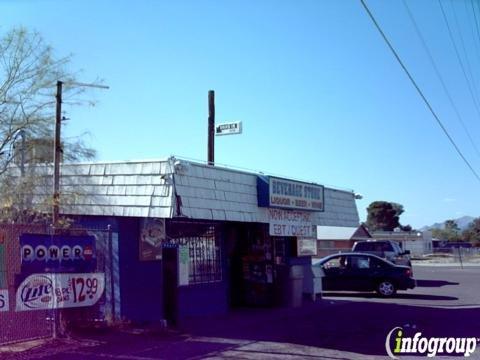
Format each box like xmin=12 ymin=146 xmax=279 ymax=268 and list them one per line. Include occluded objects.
xmin=16 ymin=273 xmax=105 ymax=311
xmin=215 ymin=121 xmax=242 ymax=136
xmin=20 ymin=234 xmax=96 ymax=274
xmin=0 ymin=289 xmax=9 ymax=312
xmin=257 ymin=176 xmax=324 ymax=211
xmin=297 ymin=238 xmax=318 ymax=256
xmin=139 ymin=218 xmax=165 ymax=261
xmin=267 ymin=208 xmax=317 ymax=237
xmin=178 ymin=245 xmax=190 ymax=286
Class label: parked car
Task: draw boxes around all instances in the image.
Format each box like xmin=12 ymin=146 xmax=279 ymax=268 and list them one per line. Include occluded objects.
xmin=352 ymin=240 xmax=412 ymax=267
xmin=312 ymin=253 xmax=416 ymax=297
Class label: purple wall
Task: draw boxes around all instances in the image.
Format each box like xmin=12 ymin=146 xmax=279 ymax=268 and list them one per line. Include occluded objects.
xmin=118 ymin=217 xmax=164 ymax=323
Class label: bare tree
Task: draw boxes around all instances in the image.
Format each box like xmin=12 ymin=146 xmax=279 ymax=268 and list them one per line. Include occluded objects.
xmin=0 ymin=27 xmax=99 ymax=222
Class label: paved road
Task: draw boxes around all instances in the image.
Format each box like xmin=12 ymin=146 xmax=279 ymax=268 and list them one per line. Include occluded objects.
xmin=323 ymin=264 xmax=480 ymax=308
xmin=2 ymin=266 xmax=480 ymax=360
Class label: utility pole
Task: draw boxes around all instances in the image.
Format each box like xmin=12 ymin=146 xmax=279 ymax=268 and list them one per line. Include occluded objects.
xmin=53 ymin=80 xmax=62 ymax=226
xmin=52 ymin=81 xmax=109 ymax=226
xmin=208 ymin=90 xmax=215 ymax=166
xmin=51 ymin=80 xmax=108 ymax=339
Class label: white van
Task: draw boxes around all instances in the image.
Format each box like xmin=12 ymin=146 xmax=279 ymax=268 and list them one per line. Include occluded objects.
xmin=352 ymin=240 xmax=412 ymax=267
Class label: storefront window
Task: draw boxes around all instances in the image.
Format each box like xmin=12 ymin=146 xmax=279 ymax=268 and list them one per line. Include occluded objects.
xmin=166 ymin=222 xmax=222 ymax=285
xmin=187 ymin=236 xmax=221 ymax=284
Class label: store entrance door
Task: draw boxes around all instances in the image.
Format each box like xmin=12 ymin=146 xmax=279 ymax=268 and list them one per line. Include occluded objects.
xmin=162 ymin=246 xmax=178 ymax=325
xmin=226 ymin=224 xmax=248 ymax=308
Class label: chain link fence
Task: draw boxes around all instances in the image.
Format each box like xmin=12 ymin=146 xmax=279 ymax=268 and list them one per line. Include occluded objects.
xmin=430 ymin=247 xmax=480 ymax=264
xmin=0 ymin=223 xmax=115 ymax=345
xmin=0 ymin=224 xmax=52 ymax=345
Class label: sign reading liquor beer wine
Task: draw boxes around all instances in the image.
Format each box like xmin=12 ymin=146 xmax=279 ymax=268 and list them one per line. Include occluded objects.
xmin=257 ymin=176 xmax=324 ymax=211
xmin=20 ymin=234 xmax=96 ymax=274
xmin=16 ymin=273 xmax=105 ymax=311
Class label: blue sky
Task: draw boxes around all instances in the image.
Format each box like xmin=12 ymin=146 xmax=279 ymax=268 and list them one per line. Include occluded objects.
xmin=2 ymin=0 xmax=480 ymax=227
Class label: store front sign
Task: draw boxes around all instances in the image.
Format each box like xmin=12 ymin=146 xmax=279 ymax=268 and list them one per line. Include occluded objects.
xmin=257 ymin=176 xmax=324 ymax=211
xmin=297 ymin=238 xmax=318 ymax=256
xmin=16 ymin=273 xmax=105 ymax=311
xmin=267 ymin=209 xmax=317 ymax=237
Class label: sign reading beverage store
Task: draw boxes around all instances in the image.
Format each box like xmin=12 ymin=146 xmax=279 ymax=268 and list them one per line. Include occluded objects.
xmin=257 ymin=176 xmax=324 ymax=211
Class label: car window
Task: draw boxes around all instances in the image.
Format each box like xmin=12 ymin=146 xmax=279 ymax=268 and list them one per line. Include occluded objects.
xmin=322 ymin=256 xmax=347 ymax=269
xmin=374 ymin=242 xmax=393 ymax=252
xmin=355 ymin=242 xmax=372 ymax=251
xmin=348 ymin=255 xmax=370 ymax=269
xmin=312 ymin=259 xmax=322 ymax=267
xmin=370 ymin=257 xmax=389 ymax=268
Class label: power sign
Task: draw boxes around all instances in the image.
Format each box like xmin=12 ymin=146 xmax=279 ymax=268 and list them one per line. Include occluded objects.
xmin=20 ymin=234 xmax=97 ymax=274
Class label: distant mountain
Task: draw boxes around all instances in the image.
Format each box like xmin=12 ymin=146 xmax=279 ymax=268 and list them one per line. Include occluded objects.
xmin=420 ymin=216 xmax=475 ymax=231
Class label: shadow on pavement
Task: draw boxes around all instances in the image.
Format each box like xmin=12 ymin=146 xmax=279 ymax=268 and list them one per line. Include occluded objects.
xmin=8 ymin=301 xmax=480 ymax=359
xmin=322 ymin=292 xmax=458 ymax=301
xmin=179 ymin=300 xmax=480 ymax=357
xmin=416 ymin=279 xmax=459 ymax=287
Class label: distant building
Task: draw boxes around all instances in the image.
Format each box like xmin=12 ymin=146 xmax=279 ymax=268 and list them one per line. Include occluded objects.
xmin=316 ymin=224 xmax=372 ymax=257
xmin=371 ymin=230 xmax=433 ymax=256
xmin=14 ymin=138 xmax=58 ymax=165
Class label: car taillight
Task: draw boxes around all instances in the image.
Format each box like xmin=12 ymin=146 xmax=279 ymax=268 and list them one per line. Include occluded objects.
xmin=405 ymin=268 xmax=412 ymax=278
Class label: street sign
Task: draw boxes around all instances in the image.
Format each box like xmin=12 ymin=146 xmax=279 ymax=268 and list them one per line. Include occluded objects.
xmin=215 ymin=121 xmax=242 ymax=136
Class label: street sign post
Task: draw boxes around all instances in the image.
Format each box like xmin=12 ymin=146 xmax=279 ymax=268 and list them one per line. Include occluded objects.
xmin=215 ymin=121 xmax=242 ymax=136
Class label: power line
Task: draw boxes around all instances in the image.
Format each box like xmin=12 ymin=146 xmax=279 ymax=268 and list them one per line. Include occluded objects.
xmin=402 ymin=0 xmax=480 ymax=159
xmin=359 ymin=0 xmax=480 ymax=183
xmin=470 ymin=0 xmax=480 ymax=74
xmin=449 ymin=0 xmax=480 ymax=101
xmin=438 ymin=0 xmax=480 ymax=120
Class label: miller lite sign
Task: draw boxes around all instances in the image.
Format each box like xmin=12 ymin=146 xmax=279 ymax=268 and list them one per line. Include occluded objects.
xmin=16 ymin=273 xmax=105 ymax=311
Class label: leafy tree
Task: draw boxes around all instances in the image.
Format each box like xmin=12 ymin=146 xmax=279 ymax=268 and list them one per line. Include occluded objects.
xmin=366 ymin=201 xmax=404 ymax=231
xmin=444 ymin=220 xmax=460 ymax=232
xmin=0 ymin=27 xmax=98 ymax=222
xmin=462 ymin=218 xmax=480 ymax=246
xmin=431 ymin=219 xmax=461 ymax=242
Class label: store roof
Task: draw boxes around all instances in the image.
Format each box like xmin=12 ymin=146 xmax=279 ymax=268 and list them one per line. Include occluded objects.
xmin=14 ymin=157 xmax=360 ymax=227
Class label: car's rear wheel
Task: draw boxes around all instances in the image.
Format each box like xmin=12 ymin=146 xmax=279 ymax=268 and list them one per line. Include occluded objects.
xmin=377 ymin=280 xmax=396 ymax=297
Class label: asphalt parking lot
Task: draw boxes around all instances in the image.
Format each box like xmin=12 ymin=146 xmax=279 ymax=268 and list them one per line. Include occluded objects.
xmin=323 ymin=264 xmax=480 ymax=308
xmin=3 ymin=265 xmax=480 ymax=359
